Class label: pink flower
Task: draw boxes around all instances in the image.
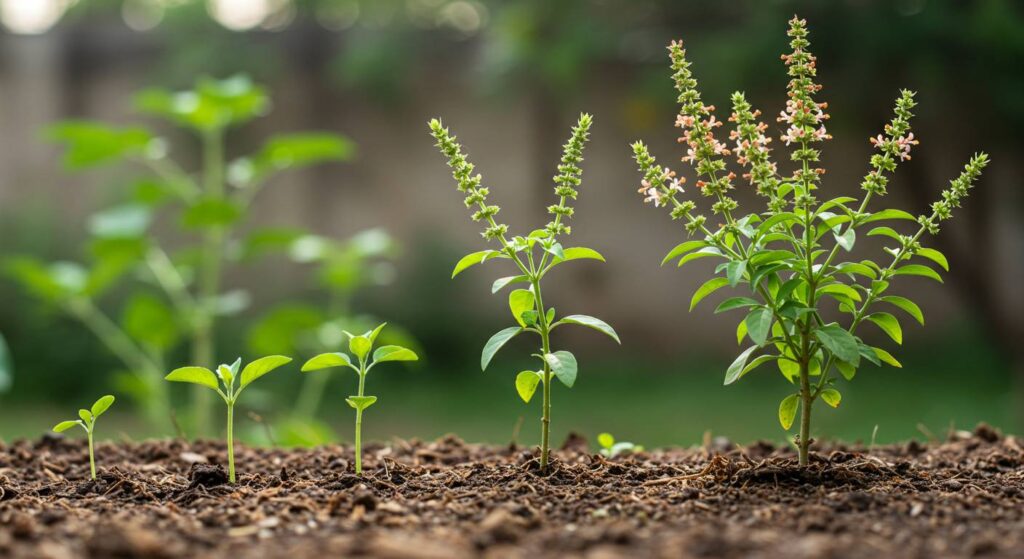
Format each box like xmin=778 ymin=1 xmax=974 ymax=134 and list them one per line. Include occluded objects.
xmin=644 ymin=187 xmax=665 ymax=206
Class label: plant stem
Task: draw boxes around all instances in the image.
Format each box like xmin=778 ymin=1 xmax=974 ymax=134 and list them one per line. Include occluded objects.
xmin=193 ymin=128 xmax=226 ymax=437
xmin=531 ymin=278 xmax=553 ymax=472
xmin=226 ymin=403 xmax=235 ymax=483
xmin=87 ymin=429 xmax=96 ymax=480
xmin=798 ymin=355 xmax=812 ymax=466
xmin=355 ymin=368 xmax=367 ymax=475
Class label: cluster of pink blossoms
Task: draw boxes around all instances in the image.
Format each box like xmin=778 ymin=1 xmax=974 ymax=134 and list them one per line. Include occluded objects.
xmin=870 ymin=131 xmax=919 ymax=161
xmin=777 ymin=98 xmax=831 ymax=146
xmin=676 ymin=112 xmax=732 ymax=166
xmin=638 ymin=167 xmax=684 ymax=207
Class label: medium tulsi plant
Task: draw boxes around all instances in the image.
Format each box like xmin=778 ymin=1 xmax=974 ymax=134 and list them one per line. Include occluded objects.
xmin=8 ymin=76 xmax=353 ymax=434
xmin=429 ymin=114 xmax=620 ymax=472
xmin=165 ymin=355 xmax=292 ymax=482
xmin=301 ymin=323 xmax=418 ymax=475
xmin=631 ymin=17 xmax=988 ymax=465
xmin=53 ymin=395 xmax=115 ymax=480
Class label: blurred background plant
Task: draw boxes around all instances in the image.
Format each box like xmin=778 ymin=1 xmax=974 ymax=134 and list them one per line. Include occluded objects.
xmin=0 ymin=0 xmax=1020 ymax=446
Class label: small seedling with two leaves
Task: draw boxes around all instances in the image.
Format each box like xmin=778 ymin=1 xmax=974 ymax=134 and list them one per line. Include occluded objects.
xmin=165 ymin=355 xmax=292 ymax=483
xmin=301 ymin=323 xmax=417 ymax=475
xmin=596 ymin=433 xmax=644 ymax=458
xmin=53 ymin=395 xmax=115 ymax=480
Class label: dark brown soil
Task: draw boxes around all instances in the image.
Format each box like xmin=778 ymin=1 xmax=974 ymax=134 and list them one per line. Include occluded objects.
xmin=2 ymin=425 xmax=1023 ymax=559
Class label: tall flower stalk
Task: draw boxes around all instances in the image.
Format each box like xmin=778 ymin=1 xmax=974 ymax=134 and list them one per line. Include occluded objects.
xmin=430 ymin=114 xmax=620 ymax=472
xmin=631 ymin=17 xmax=988 ymax=466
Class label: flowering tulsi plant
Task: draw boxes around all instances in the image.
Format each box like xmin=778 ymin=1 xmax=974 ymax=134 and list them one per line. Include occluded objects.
xmin=429 ymin=113 xmax=620 ymax=472
xmin=631 ymin=17 xmax=988 ymax=465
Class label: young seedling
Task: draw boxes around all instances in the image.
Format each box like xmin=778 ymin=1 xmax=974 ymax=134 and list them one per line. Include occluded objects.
xmin=53 ymin=395 xmax=115 ymax=480
xmin=165 ymin=355 xmax=292 ymax=482
xmin=596 ymin=433 xmax=644 ymax=458
xmin=631 ymin=17 xmax=987 ymax=466
xmin=429 ymin=113 xmax=620 ymax=472
xmin=301 ymin=323 xmax=417 ymax=475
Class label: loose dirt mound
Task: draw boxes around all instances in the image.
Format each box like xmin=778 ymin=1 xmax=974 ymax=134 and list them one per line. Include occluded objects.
xmin=1 ymin=425 xmax=1022 ymax=558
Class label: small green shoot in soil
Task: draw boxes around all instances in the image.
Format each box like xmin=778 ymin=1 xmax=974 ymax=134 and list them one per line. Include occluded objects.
xmin=631 ymin=16 xmax=987 ymax=466
xmin=165 ymin=355 xmax=292 ymax=482
xmin=53 ymin=395 xmax=115 ymax=480
xmin=429 ymin=113 xmax=620 ymax=472
xmin=597 ymin=433 xmax=644 ymax=458
xmin=301 ymin=323 xmax=417 ymax=475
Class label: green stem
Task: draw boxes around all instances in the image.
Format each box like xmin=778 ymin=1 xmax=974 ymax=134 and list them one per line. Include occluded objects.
xmin=355 ymin=367 xmax=367 ymax=475
xmin=797 ymin=348 xmax=812 ymax=466
xmin=87 ymin=429 xmax=96 ymax=480
xmin=226 ymin=403 xmax=235 ymax=483
xmin=193 ymin=128 xmax=226 ymax=437
xmin=531 ymin=278 xmax=553 ymax=472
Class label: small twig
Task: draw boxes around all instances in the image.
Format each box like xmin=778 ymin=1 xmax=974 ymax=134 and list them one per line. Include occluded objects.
xmin=643 ymin=455 xmax=726 ymax=486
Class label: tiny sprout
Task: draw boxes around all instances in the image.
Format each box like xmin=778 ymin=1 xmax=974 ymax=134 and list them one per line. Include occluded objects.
xmin=165 ymin=355 xmax=292 ymax=483
xmin=53 ymin=394 xmax=115 ymax=480
xmin=596 ymin=433 xmax=644 ymax=458
xmin=301 ymin=323 xmax=417 ymax=475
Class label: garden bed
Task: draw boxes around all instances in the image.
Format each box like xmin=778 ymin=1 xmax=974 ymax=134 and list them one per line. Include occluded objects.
xmin=1 ymin=425 xmax=1022 ymax=559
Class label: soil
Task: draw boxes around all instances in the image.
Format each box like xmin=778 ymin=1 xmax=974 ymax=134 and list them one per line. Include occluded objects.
xmin=1 ymin=424 xmax=1022 ymax=559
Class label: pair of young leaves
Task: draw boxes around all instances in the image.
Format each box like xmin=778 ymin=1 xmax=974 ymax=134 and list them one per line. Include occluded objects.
xmin=53 ymin=395 xmax=115 ymax=434
xmin=166 ymin=326 xmax=417 ymax=412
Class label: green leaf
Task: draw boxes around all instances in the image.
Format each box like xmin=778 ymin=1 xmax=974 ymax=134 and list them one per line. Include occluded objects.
xmin=165 ymin=366 xmax=220 ymax=391
xmin=452 ymin=250 xmax=496 ymax=278
xmin=736 ymin=320 xmax=748 ymax=345
xmin=744 ymin=308 xmax=773 ymax=346
xmin=834 ymin=228 xmax=856 ymax=251
xmin=367 ymin=323 xmax=387 ymax=345
xmin=861 ymin=209 xmax=917 ymax=224
xmin=90 ymin=395 xmax=115 ymax=417
xmin=916 ymin=247 xmax=949 ymax=271
xmin=543 ymin=242 xmax=565 ymax=260
xmin=301 ymin=352 xmax=353 ymax=372
xmin=726 ymin=260 xmax=747 ymax=287
xmin=756 ymin=212 xmax=799 ymax=236
xmin=0 ymin=334 xmax=10 ymax=393
xmin=181 ymin=198 xmax=242 ymax=229
xmin=867 ymin=313 xmax=903 ymax=344
xmin=238 ymin=132 xmax=356 ymax=185
xmin=894 ymin=264 xmax=943 ymax=283
xmin=779 ymin=394 xmax=800 ymax=430
xmin=724 ymin=346 xmax=758 ymax=385
xmin=372 ymin=345 xmax=419 ymax=363
xmin=715 ymin=297 xmax=759 ymax=314
xmin=53 ymin=420 xmax=82 ymax=433
xmin=555 ymin=315 xmax=620 ymax=344
xmin=240 ymin=355 xmax=292 ymax=389
xmin=814 ymin=324 xmax=861 ymax=365
xmin=78 ymin=409 xmax=92 ymax=423
xmin=492 ymin=275 xmax=528 ymax=294
xmin=818 ymin=283 xmax=862 ymax=302
xmin=349 ymin=335 xmax=372 ymax=361
xmin=678 ymin=247 xmax=722 ymax=268
xmin=820 ymin=388 xmax=841 ymax=408
xmin=873 ymin=347 xmax=902 ymax=368
xmin=836 ymin=360 xmax=857 ymax=381
xmin=515 ymin=370 xmax=541 ymax=403
xmin=545 ymin=351 xmax=578 ymax=388
xmin=508 ymin=289 xmax=536 ymax=328
xmin=135 ymin=75 xmax=269 ymax=131
xmin=749 ymin=250 xmax=796 ymax=266
xmin=691 ymin=277 xmax=730 ymax=311
xmin=597 ymin=433 xmax=615 ymax=449
xmin=122 ymin=292 xmax=179 ymax=351
xmin=880 ymin=296 xmax=924 ymax=325
xmin=867 ymin=226 xmax=902 ymax=242
xmin=46 ymin=121 xmax=153 ymax=168
xmin=835 ymin=262 xmax=877 ymax=279
xmin=555 ymin=247 xmax=605 ymax=263
xmin=662 ymin=241 xmax=706 ymax=266
xmin=346 ymin=395 xmax=378 ymax=411
xmin=481 ymin=327 xmax=522 ymax=370
xmin=89 ymin=205 xmax=152 ymax=239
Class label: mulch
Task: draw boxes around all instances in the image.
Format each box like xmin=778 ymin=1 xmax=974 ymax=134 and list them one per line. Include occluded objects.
xmin=1 ymin=424 xmax=1022 ymax=558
